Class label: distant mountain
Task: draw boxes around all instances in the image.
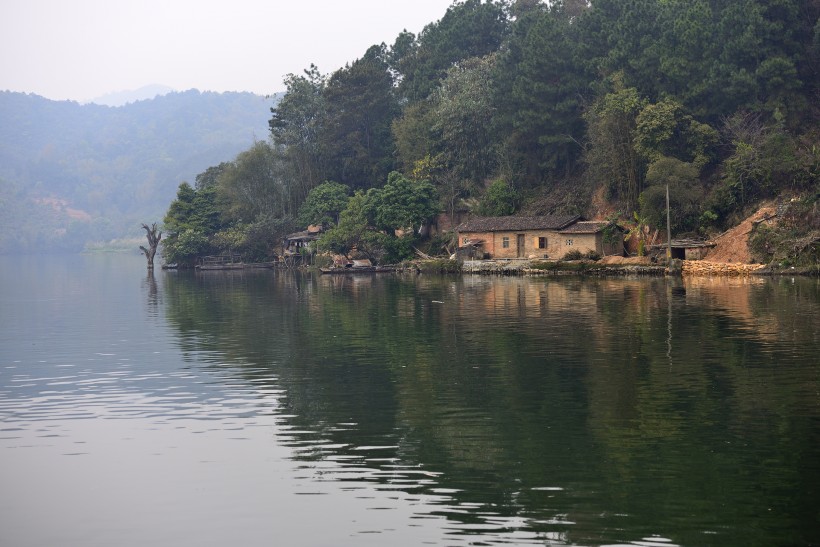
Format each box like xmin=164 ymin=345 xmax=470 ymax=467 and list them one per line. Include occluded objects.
xmin=89 ymin=84 xmax=175 ymax=107
xmin=0 ymin=89 xmax=278 ymax=253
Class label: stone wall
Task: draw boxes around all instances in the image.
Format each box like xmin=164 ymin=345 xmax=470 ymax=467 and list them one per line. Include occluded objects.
xmin=682 ymin=261 xmax=766 ymax=276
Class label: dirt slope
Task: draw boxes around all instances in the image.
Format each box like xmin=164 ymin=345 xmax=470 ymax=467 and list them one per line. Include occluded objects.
xmin=705 ymin=203 xmax=777 ymax=264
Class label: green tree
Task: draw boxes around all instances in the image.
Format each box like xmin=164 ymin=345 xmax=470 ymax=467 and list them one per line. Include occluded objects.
xmin=580 ymin=0 xmax=813 ymax=125
xmin=319 ymin=191 xmax=389 ymax=262
xmin=211 ymin=225 xmax=247 ymax=257
xmin=162 ymin=181 xmax=223 ymax=266
xmin=163 ymin=182 xmax=221 ymax=239
xmin=477 ymin=179 xmax=519 ymax=217
xmin=297 ymin=181 xmax=351 ymax=227
xmin=719 ymin=111 xmax=813 ymax=208
xmin=321 ymin=45 xmax=399 ymax=189
xmin=584 ymin=84 xmax=646 ymax=210
xmin=163 ymin=181 xmax=196 ymax=233
xmin=634 ymin=98 xmax=717 ymax=168
xmin=269 ymin=65 xmax=328 ymax=203
xmin=433 ymin=54 xmax=499 ymax=182
xmin=195 ymin=162 xmax=230 ymax=190
xmin=369 ymin=171 xmax=439 ymax=233
xmin=639 ymin=157 xmax=703 ymax=234
xmin=581 ymin=0 xmax=664 ymax=100
xmin=655 ymin=0 xmax=713 ymax=101
xmin=394 ymin=0 xmax=509 ymax=103
xmin=494 ymin=5 xmax=589 ymax=183
xmin=217 ymin=141 xmax=288 ymax=220
xmin=166 ymin=228 xmax=210 ymax=265
xmin=392 ymin=101 xmax=439 ymax=172
xmin=706 ymin=0 xmax=806 ymax=121
xmin=242 ymin=215 xmax=294 ymax=261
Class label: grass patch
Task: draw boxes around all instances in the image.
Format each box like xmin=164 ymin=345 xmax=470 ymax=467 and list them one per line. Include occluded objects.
xmin=313 ymin=254 xmax=334 ymax=269
xmin=529 ymin=260 xmax=596 ymax=272
xmin=415 ymin=259 xmax=462 ymax=273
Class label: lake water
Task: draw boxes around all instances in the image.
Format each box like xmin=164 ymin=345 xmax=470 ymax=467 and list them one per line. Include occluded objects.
xmin=1 ymin=254 xmax=818 ymax=546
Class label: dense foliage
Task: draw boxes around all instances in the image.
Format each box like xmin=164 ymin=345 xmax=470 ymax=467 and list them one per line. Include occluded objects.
xmin=161 ymin=0 xmax=818 ymax=265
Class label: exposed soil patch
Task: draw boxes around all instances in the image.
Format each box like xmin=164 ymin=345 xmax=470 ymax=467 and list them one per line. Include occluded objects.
xmin=705 ymin=203 xmax=777 ymax=264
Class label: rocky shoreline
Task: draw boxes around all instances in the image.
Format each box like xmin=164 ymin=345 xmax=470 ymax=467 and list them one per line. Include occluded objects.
xmin=459 ymin=259 xmax=666 ymax=276
xmin=450 ymin=258 xmax=818 ymax=277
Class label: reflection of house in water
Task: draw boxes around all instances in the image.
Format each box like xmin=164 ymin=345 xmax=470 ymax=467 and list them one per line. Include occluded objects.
xmin=458 ymin=276 xmax=603 ymax=320
xmin=282 ymin=225 xmax=322 ymax=267
xmin=456 ymin=215 xmax=623 ymax=260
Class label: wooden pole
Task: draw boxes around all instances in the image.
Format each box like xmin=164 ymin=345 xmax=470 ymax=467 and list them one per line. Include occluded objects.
xmin=666 ymin=184 xmax=672 ymax=260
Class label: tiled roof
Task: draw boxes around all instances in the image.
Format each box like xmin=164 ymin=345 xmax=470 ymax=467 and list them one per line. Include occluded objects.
xmin=559 ymin=221 xmax=611 ymax=234
xmin=284 ymin=230 xmax=318 ymax=241
xmin=456 ymin=215 xmax=580 ymax=232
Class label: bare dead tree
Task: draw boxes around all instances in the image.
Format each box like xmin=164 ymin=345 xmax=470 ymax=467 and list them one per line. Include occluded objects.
xmin=140 ymin=223 xmax=162 ymax=270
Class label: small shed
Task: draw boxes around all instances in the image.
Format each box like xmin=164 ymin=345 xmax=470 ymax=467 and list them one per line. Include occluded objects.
xmin=283 ymin=231 xmax=318 ymax=252
xmin=282 ymin=225 xmax=323 ymax=267
xmin=650 ymin=239 xmax=716 ymax=260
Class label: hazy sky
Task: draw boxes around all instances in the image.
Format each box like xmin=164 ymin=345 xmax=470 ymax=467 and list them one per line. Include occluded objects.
xmin=0 ymin=0 xmax=455 ymax=102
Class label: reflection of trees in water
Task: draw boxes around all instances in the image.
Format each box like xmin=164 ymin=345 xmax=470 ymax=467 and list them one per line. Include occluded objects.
xmin=161 ymin=271 xmax=820 ymax=546
xmin=142 ymin=270 xmax=159 ymax=313
xmin=584 ymin=276 xmax=820 ymax=545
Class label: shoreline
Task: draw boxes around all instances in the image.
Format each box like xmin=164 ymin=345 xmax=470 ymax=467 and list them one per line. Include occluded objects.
xmin=434 ymin=258 xmax=819 ymax=277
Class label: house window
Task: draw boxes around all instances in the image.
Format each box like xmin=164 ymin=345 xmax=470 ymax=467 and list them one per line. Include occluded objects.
xmin=502 ymin=236 xmax=510 ymax=248
xmin=538 ymin=237 xmax=547 ymax=249
xmin=566 ymin=239 xmax=573 ymax=246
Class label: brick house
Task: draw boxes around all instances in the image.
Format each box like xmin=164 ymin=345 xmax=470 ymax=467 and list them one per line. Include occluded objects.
xmin=455 ymin=215 xmax=623 ymax=259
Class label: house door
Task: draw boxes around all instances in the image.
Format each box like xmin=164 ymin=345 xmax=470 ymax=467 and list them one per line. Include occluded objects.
xmin=516 ymin=234 xmax=525 ymax=258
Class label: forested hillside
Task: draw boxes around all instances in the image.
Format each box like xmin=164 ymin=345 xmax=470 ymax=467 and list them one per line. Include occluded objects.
xmin=0 ymin=90 xmax=274 ymax=253
xmin=162 ymin=0 xmax=818 ymax=267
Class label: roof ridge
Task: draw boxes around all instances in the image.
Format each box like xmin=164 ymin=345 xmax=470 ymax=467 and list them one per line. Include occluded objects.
xmin=457 ymin=214 xmax=582 ymax=232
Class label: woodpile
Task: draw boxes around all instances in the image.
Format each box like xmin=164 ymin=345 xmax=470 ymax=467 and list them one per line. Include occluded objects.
xmin=682 ymin=260 xmax=765 ymax=276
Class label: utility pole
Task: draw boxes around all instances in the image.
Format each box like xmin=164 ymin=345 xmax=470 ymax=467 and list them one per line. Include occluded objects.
xmin=666 ymin=184 xmax=672 ymax=260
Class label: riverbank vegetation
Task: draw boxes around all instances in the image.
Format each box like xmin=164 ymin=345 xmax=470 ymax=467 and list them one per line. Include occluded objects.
xmin=160 ymin=0 xmax=819 ymax=267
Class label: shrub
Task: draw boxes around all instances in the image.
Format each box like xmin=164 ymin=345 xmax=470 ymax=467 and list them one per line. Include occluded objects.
xmin=417 ymin=259 xmax=461 ymax=273
xmin=749 ymin=197 xmax=820 ymax=267
xmin=639 ymin=157 xmax=703 ymax=234
xmin=477 ymin=179 xmax=519 ymax=216
xmin=381 ymin=235 xmax=416 ymax=264
xmin=313 ymin=254 xmax=333 ymax=269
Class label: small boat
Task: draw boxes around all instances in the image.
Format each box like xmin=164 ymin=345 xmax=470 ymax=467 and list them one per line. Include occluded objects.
xmin=195 ymin=255 xmax=244 ymax=270
xmin=197 ymin=262 xmax=246 ymax=270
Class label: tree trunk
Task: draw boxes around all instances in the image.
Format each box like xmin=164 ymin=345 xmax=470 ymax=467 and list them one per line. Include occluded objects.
xmin=140 ymin=223 xmax=162 ymax=270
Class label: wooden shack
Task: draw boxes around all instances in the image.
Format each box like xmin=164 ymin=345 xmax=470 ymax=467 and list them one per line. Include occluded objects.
xmin=650 ymin=239 xmax=716 ymax=260
xmin=282 ymin=225 xmax=322 ymax=267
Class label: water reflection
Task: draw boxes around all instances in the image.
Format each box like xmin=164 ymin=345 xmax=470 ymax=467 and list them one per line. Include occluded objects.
xmin=143 ymin=270 xmax=159 ymax=312
xmin=158 ymin=270 xmax=820 ymax=546
xmin=1 ymin=256 xmax=818 ymax=546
